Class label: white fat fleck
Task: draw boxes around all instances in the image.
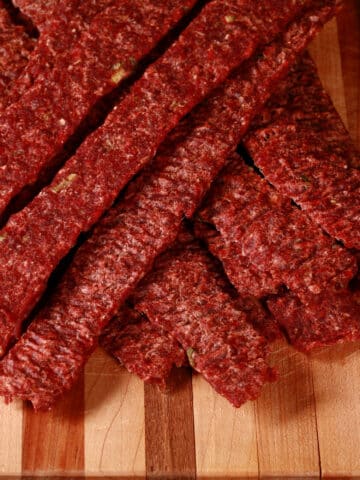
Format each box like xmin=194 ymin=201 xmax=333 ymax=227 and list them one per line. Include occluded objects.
xmin=59 ymin=118 xmax=67 ymax=126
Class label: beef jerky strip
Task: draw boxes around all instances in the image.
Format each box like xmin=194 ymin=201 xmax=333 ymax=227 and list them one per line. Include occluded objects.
xmin=0 ymin=3 xmax=339 ymax=408
xmin=0 ymin=0 xmax=198 ymax=215
xmin=12 ymin=0 xmax=68 ymax=29
xmin=0 ymin=0 xmax=321 ymax=356
xmin=129 ymin=229 xmax=276 ymax=407
xmin=1 ymin=0 xmax=114 ymax=110
xmin=196 ymin=155 xmax=356 ymax=300
xmin=0 ymin=0 xmax=35 ymax=98
xmin=195 ymin=154 xmax=360 ymax=350
xmin=100 ymin=305 xmax=186 ymax=389
xmin=243 ymin=53 xmax=360 ymax=249
xmin=133 ymin=229 xmax=275 ymax=407
xmin=267 ymin=290 xmax=360 ymax=352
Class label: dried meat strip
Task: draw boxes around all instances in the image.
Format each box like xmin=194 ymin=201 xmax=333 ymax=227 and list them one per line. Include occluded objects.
xmin=0 ymin=0 xmax=35 ymax=98
xmin=129 ymin=231 xmax=276 ymax=407
xmin=243 ymin=53 xmax=360 ymax=249
xmin=196 ymin=155 xmax=356 ymax=299
xmin=0 ymin=1 xmax=325 ymax=355
xmin=268 ymin=291 xmax=360 ymax=352
xmin=100 ymin=305 xmax=186 ymax=389
xmin=12 ymin=0 xmax=68 ymax=29
xmin=0 ymin=0 xmax=198 ymax=215
xmin=2 ymin=0 xmax=116 ymax=110
xmin=0 ymin=3 xmax=339 ymax=408
xmin=195 ymin=154 xmax=360 ymax=349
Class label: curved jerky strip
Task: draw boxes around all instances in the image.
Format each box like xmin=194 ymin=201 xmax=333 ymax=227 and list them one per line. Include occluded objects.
xmin=243 ymin=53 xmax=360 ymax=249
xmin=0 ymin=0 xmax=324 ymax=355
xmin=100 ymin=305 xmax=186 ymax=389
xmin=0 ymin=1 xmax=35 ymax=98
xmin=0 ymin=3 xmax=339 ymax=408
xmin=268 ymin=291 xmax=360 ymax=352
xmin=130 ymin=232 xmax=276 ymax=407
xmin=196 ymin=155 xmax=356 ymax=299
xmin=195 ymin=154 xmax=360 ymax=348
xmin=0 ymin=0 xmax=197 ymax=212
xmin=1 ymin=0 xmax=114 ymax=109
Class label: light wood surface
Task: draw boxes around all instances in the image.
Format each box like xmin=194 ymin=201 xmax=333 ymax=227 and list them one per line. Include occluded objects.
xmin=0 ymin=2 xmax=359 ymax=478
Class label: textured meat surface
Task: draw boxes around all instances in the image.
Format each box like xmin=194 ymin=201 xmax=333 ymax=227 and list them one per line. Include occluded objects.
xmin=100 ymin=305 xmax=186 ymax=388
xmin=244 ymin=53 xmax=360 ymax=249
xmin=196 ymin=154 xmax=359 ymax=348
xmin=0 ymin=1 xmax=35 ymax=98
xmin=1 ymin=0 xmax=114 ymax=109
xmin=268 ymin=291 xmax=360 ymax=352
xmin=0 ymin=0 xmax=197 ymax=216
xmin=132 ymin=233 xmax=276 ymax=407
xmin=0 ymin=3 xmax=339 ymax=407
xmin=196 ymin=155 xmax=356 ymax=300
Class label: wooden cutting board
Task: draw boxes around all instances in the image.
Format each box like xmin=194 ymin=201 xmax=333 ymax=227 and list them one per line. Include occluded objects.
xmin=1 ymin=2 xmax=359 ymax=479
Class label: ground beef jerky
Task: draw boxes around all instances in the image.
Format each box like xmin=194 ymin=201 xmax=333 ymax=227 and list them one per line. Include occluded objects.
xmin=268 ymin=291 xmax=360 ymax=352
xmin=129 ymin=231 xmax=276 ymax=407
xmin=100 ymin=305 xmax=186 ymax=389
xmin=1 ymin=0 xmax=114 ymax=109
xmin=243 ymin=53 xmax=360 ymax=249
xmin=0 ymin=0 xmax=35 ymax=98
xmin=0 ymin=3 xmax=339 ymax=407
xmin=196 ymin=155 xmax=356 ymax=299
xmin=0 ymin=0 xmax=199 ymax=217
xmin=195 ymin=154 xmax=359 ymax=348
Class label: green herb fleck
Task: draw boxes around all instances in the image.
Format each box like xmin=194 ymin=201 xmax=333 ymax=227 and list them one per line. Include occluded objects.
xmin=51 ymin=173 xmax=77 ymax=193
xmin=225 ymin=14 xmax=236 ymax=23
xmin=300 ymin=174 xmax=311 ymax=183
xmin=0 ymin=233 xmax=7 ymax=242
xmin=186 ymin=347 xmax=196 ymax=368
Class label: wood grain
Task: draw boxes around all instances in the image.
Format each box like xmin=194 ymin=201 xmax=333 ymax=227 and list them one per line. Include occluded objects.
xmin=337 ymin=0 xmax=360 ymax=147
xmin=192 ymin=375 xmax=258 ymax=480
xmin=0 ymin=400 xmax=22 ymax=476
xmin=255 ymin=342 xmax=319 ymax=480
xmin=22 ymin=374 xmax=84 ymax=476
xmin=84 ymin=348 xmax=145 ymax=478
xmin=145 ymin=367 xmax=196 ymax=480
xmin=309 ymin=7 xmax=360 ymax=478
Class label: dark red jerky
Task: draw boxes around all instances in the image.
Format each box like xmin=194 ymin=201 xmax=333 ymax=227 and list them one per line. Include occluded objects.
xmin=0 ymin=1 xmax=35 ymax=98
xmin=0 ymin=0 xmax=198 ymax=215
xmin=1 ymin=0 xmax=114 ymax=109
xmin=12 ymin=0 xmax=60 ymax=28
xmin=130 ymin=234 xmax=276 ymax=407
xmin=267 ymin=291 xmax=360 ymax=352
xmin=100 ymin=305 xmax=186 ymax=389
xmin=0 ymin=3 xmax=339 ymax=408
xmin=243 ymin=53 xmax=360 ymax=249
xmin=0 ymin=1 xmax=327 ymax=355
xmin=196 ymin=154 xmax=357 ymax=302
xmin=0 ymin=0 xmax=318 ymax=214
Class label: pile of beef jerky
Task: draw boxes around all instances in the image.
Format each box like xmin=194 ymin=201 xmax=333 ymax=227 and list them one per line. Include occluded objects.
xmin=0 ymin=0 xmax=358 ymax=410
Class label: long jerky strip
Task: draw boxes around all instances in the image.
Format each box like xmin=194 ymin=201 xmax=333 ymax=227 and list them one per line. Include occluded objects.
xmin=243 ymin=53 xmax=360 ymax=249
xmin=1 ymin=0 xmax=114 ymax=110
xmin=0 ymin=0 xmax=319 ymax=356
xmin=100 ymin=305 xmax=186 ymax=389
xmin=195 ymin=154 xmax=360 ymax=351
xmin=0 ymin=0 xmax=35 ymax=98
xmin=131 ymin=229 xmax=276 ymax=407
xmin=0 ymin=3 xmax=339 ymax=409
xmin=0 ymin=0 xmax=197 ymax=216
